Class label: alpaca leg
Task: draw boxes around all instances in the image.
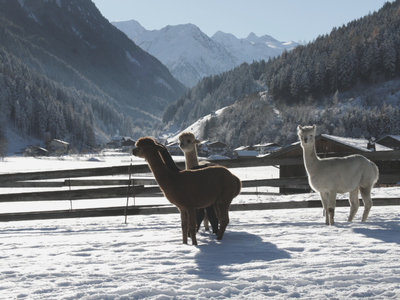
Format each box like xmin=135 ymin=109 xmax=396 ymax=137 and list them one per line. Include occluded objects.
xmin=214 ymin=202 xmax=230 ymax=240
xmin=195 ymin=209 xmax=205 ymax=232
xmin=360 ymin=186 xmax=373 ymax=222
xmin=203 ymin=212 xmax=210 ymax=231
xmin=320 ymin=192 xmax=329 ymax=225
xmin=180 ymin=210 xmax=188 ymax=244
xmin=187 ymin=208 xmax=198 ymax=245
xmin=348 ymin=188 xmax=360 ymax=222
xmin=327 ymin=191 xmax=337 ymax=226
xmin=206 ymin=205 xmax=219 ymax=235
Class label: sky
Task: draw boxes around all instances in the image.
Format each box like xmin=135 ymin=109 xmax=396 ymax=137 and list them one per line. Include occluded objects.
xmin=91 ymin=0 xmax=391 ymax=43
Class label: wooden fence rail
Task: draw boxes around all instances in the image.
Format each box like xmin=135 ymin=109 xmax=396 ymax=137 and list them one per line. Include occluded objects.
xmin=1 ymin=197 xmax=399 ymax=222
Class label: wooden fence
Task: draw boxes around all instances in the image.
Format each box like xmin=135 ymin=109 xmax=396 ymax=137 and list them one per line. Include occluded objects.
xmin=0 ymin=151 xmax=399 ymax=222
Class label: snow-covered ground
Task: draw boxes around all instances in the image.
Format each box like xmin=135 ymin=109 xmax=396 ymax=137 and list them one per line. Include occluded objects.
xmin=1 ymin=154 xmax=400 ymax=299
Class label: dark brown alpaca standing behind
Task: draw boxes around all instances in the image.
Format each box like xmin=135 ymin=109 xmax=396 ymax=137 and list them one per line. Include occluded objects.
xmin=132 ymin=137 xmax=241 ymax=245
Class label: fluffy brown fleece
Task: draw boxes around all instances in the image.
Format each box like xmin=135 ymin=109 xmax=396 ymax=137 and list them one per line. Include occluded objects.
xmin=132 ymin=137 xmax=241 ymax=245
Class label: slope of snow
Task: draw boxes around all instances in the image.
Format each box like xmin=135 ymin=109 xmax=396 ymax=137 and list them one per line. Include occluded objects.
xmin=112 ymin=19 xmax=146 ymax=42
xmin=136 ymin=24 xmax=236 ymax=87
xmin=166 ymin=107 xmax=228 ymax=143
xmin=212 ymin=31 xmax=297 ymax=65
xmin=112 ymin=20 xmax=298 ymax=87
xmin=0 ymin=155 xmax=399 ymax=299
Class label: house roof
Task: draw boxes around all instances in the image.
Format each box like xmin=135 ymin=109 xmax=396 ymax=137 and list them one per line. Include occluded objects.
xmin=235 ymin=150 xmax=259 ymax=157
xmin=50 ymin=139 xmax=69 ymax=145
xmin=321 ymin=134 xmax=392 ymax=152
xmin=378 ymin=135 xmax=400 ymax=142
xmin=253 ymin=142 xmax=280 ymax=148
xmin=234 ymin=146 xmax=249 ymax=151
xmin=208 ymin=141 xmax=228 ymax=148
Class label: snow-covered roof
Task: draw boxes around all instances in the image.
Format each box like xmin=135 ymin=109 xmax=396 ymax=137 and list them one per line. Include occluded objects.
xmin=253 ymin=143 xmax=280 ymax=148
xmin=51 ymin=139 xmax=69 ymax=145
xmin=234 ymin=146 xmax=249 ymax=151
xmin=322 ymin=134 xmax=392 ymax=152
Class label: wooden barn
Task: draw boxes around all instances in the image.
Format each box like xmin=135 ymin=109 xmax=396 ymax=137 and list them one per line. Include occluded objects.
xmin=269 ymin=134 xmax=394 ymax=194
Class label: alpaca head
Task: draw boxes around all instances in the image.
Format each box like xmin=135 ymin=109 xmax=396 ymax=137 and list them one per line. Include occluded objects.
xmin=132 ymin=137 xmax=164 ymax=159
xmin=297 ymin=125 xmax=316 ymax=148
xmin=178 ymin=132 xmax=200 ymax=153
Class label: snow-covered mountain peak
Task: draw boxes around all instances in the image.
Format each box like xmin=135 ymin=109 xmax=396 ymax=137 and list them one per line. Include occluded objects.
xmin=113 ymin=19 xmax=146 ymax=42
xmin=114 ymin=20 xmax=298 ymax=87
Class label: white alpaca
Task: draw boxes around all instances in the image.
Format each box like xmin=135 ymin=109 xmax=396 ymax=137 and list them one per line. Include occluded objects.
xmin=297 ymin=125 xmax=379 ymax=225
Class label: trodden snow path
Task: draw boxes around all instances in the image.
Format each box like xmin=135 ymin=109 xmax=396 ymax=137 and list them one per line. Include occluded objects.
xmin=1 ymin=205 xmax=400 ymax=300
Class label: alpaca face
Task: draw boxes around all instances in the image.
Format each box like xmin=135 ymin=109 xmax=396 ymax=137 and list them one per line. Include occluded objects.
xmin=132 ymin=137 xmax=163 ymax=158
xmin=178 ymin=132 xmax=200 ymax=153
xmin=297 ymin=125 xmax=316 ymax=147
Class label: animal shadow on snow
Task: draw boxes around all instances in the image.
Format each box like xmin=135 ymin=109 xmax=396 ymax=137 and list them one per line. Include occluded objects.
xmin=190 ymin=231 xmax=291 ymax=279
xmin=352 ymin=221 xmax=400 ymax=244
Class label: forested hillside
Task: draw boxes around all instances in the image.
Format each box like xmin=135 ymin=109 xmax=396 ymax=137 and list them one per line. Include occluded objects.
xmin=0 ymin=0 xmax=186 ymax=152
xmin=158 ymin=0 xmax=400 ymax=148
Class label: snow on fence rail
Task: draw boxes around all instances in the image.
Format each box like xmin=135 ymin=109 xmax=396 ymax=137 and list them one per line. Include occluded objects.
xmin=0 ymin=151 xmax=399 ymax=222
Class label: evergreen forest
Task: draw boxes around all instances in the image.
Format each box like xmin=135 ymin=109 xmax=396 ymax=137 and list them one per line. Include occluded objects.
xmin=0 ymin=0 xmax=186 ymax=154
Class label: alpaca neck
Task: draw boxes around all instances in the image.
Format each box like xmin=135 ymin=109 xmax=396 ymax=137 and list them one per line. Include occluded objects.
xmin=301 ymin=143 xmax=320 ymax=177
xmin=184 ymin=148 xmax=199 ymax=169
xmin=144 ymin=151 xmax=174 ymax=188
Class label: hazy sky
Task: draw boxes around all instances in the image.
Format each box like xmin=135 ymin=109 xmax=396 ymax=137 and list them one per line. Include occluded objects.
xmin=91 ymin=0 xmax=391 ymax=43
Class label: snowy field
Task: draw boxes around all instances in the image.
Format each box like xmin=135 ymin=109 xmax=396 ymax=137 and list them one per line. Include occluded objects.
xmin=1 ymin=153 xmax=400 ymax=299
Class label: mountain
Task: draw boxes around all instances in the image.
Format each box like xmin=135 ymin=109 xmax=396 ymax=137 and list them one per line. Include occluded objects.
xmin=0 ymin=0 xmax=186 ymax=151
xmin=158 ymin=1 xmax=400 ymax=149
xmin=113 ymin=20 xmax=297 ymax=87
xmin=211 ymin=31 xmax=297 ymax=65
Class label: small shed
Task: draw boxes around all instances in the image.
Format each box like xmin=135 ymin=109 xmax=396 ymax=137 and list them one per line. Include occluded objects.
xmin=269 ymin=134 xmax=393 ymax=194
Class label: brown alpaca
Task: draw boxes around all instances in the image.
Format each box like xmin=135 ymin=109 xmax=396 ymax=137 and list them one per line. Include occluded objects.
xmin=179 ymin=132 xmax=219 ymax=234
xmin=132 ymin=137 xmax=241 ymax=245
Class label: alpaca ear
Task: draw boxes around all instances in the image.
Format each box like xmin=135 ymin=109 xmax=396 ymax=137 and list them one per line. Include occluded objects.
xmin=312 ymin=124 xmax=316 ymax=130
xmin=194 ymin=139 xmax=201 ymax=144
xmin=297 ymin=125 xmax=302 ymax=131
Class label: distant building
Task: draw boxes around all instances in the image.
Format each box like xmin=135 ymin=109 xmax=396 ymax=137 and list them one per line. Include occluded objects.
xmin=107 ymin=136 xmax=132 ymax=148
xmin=208 ymin=141 xmax=229 ymax=155
xmin=46 ymin=139 xmax=69 ymax=154
xmin=377 ymin=135 xmax=400 ymax=150
xmin=121 ymin=138 xmax=136 ymax=152
xmin=23 ymin=146 xmax=49 ymax=157
xmin=253 ymin=143 xmax=281 ymax=155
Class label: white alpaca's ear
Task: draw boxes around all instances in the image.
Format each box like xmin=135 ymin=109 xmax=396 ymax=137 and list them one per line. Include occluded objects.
xmin=312 ymin=124 xmax=316 ymax=130
xmin=297 ymin=125 xmax=302 ymax=131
